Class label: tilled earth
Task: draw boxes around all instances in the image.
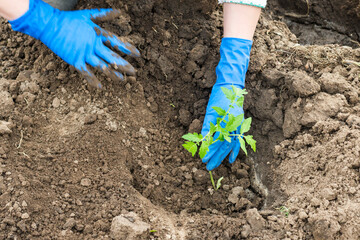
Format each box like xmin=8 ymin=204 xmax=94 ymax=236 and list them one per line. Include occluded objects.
xmin=0 ymin=0 xmax=360 ymax=239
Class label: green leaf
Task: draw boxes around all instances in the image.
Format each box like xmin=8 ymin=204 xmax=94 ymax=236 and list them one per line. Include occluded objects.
xmin=224 ymin=135 xmax=231 ymax=143
xmin=216 ymin=176 xmax=224 ymax=190
xmin=240 ymin=117 xmax=252 ymax=134
xmin=239 ymin=138 xmax=248 ymax=155
xmin=199 ymin=141 xmax=210 ymax=159
xmin=210 ymin=122 xmax=217 ymax=135
xmin=232 ymin=86 xmax=248 ymax=96
xmin=226 ymin=114 xmax=244 ymax=132
xmin=221 ymin=87 xmax=236 ymax=102
xmin=218 ymin=132 xmax=225 ymax=142
xmin=244 ymin=135 xmax=256 ymax=152
xmin=183 ymin=141 xmax=198 ymax=157
xmin=224 ymin=114 xmax=234 ymax=130
xmin=236 ymin=96 xmax=245 ymax=108
xmin=182 ymin=133 xmax=203 ymax=143
xmin=212 ymin=106 xmax=226 ymax=116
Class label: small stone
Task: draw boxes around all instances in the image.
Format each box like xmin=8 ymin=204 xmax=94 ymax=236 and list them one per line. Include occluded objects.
xmin=21 ymin=213 xmax=30 ymax=219
xmin=83 ymin=225 xmax=93 ymax=234
xmin=46 ymin=62 xmax=56 ymax=71
xmin=21 ymin=201 xmax=28 ymax=207
xmin=17 ymin=220 xmax=27 ymax=232
xmin=80 ymin=178 xmax=91 ymax=187
xmin=63 ymin=218 xmax=76 ymax=229
xmin=0 ymin=121 xmax=12 ymax=135
xmin=236 ymin=169 xmax=248 ymax=178
xmin=76 ymin=199 xmax=83 ymax=206
xmin=232 ymin=186 xmax=245 ymax=196
xmin=19 ymin=81 xmax=40 ymax=94
xmin=188 ymin=119 xmax=202 ymax=133
xmin=148 ymin=102 xmax=159 ymax=113
xmin=228 ymin=187 xmax=245 ymax=204
xmin=52 ymin=97 xmax=60 ymax=108
xmin=310 ymin=197 xmax=321 ymax=207
xmin=110 ymin=212 xmax=150 ymax=240
xmin=241 ymin=224 xmax=251 ymax=238
xmin=193 ymin=170 xmax=208 ymax=184
xmin=84 ymin=114 xmax=97 ymax=125
xmin=31 ymin=222 xmax=37 ymax=230
xmin=106 ymin=120 xmax=118 ymax=132
xmin=298 ymin=211 xmax=308 ymax=220
xmin=147 ymin=96 xmax=154 ymax=103
xmin=69 ymin=99 xmax=78 ymax=110
xmin=246 ymin=208 xmax=265 ymax=231
xmin=228 ymin=194 xmax=239 ymax=204
xmin=321 ymin=188 xmax=337 ymax=201
xmin=22 ymin=116 xmax=33 ymax=127
xmin=222 ymin=185 xmax=230 ymax=191
xmin=349 ymin=187 xmax=356 ymax=194
xmin=179 ymin=109 xmax=192 ymax=126
xmin=75 ymin=223 xmax=84 ymax=231
xmin=138 ymin=127 xmax=147 ymax=137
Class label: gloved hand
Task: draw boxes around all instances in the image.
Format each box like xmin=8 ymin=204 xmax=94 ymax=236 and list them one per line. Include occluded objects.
xmin=9 ymin=0 xmax=140 ymax=88
xmin=201 ymin=38 xmax=252 ymax=171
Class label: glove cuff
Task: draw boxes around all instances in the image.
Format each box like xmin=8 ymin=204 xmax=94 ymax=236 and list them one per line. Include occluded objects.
xmin=9 ymin=0 xmax=57 ymax=40
xmin=215 ymin=37 xmax=252 ymax=88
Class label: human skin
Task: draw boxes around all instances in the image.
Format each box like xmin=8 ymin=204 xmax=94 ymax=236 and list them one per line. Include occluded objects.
xmin=223 ymin=3 xmax=261 ymax=40
xmin=0 ymin=0 xmax=29 ymax=20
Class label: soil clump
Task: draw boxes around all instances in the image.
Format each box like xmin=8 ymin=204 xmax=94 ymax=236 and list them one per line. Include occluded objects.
xmin=0 ymin=0 xmax=359 ymax=239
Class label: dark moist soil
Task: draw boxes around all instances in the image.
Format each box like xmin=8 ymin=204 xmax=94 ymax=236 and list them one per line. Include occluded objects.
xmin=0 ymin=0 xmax=360 ymax=239
xmin=268 ymin=0 xmax=360 ymax=46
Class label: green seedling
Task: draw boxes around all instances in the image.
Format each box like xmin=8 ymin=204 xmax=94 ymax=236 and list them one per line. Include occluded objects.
xmin=209 ymin=171 xmax=223 ymax=191
xmin=149 ymin=230 xmax=157 ymax=233
xmin=277 ymin=206 xmax=290 ymax=217
xmin=182 ymin=86 xmax=256 ymax=190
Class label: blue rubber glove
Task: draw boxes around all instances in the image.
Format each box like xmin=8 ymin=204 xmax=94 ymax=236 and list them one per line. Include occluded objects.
xmin=201 ymin=38 xmax=252 ymax=171
xmin=9 ymin=0 xmax=140 ymax=88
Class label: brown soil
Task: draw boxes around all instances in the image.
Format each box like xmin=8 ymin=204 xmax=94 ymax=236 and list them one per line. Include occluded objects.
xmin=0 ymin=0 xmax=360 ymax=239
xmin=268 ymin=0 xmax=360 ymax=44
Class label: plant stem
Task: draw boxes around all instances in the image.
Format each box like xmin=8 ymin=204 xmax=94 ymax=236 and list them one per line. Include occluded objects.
xmin=209 ymin=171 xmax=216 ymax=190
xmin=200 ymin=96 xmax=238 ymax=143
xmin=229 ymin=134 xmax=243 ymax=137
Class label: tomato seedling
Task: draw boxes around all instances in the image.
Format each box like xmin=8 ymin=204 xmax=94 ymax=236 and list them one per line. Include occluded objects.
xmin=209 ymin=171 xmax=223 ymax=191
xmin=182 ymin=86 xmax=256 ymax=190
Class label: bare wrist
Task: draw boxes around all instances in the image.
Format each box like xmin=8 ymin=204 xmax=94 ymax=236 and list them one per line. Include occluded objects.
xmin=0 ymin=0 xmax=29 ymax=21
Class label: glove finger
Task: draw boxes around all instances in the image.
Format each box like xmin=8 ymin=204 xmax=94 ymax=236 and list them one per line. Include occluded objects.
xmin=229 ymin=137 xmax=241 ymax=164
xmin=88 ymin=9 xmax=121 ymax=21
xmin=94 ymin=26 xmax=140 ymax=58
xmin=76 ymin=65 xmax=102 ymax=89
xmin=87 ymin=55 xmax=124 ymax=81
xmin=203 ymin=136 xmax=232 ymax=165
xmin=206 ymin=142 xmax=233 ymax=171
xmin=95 ymin=42 xmax=136 ymax=76
xmin=201 ymin=132 xmax=222 ymax=163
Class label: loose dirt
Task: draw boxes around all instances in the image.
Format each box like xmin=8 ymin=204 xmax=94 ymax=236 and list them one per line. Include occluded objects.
xmin=0 ymin=0 xmax=359 ymax=239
